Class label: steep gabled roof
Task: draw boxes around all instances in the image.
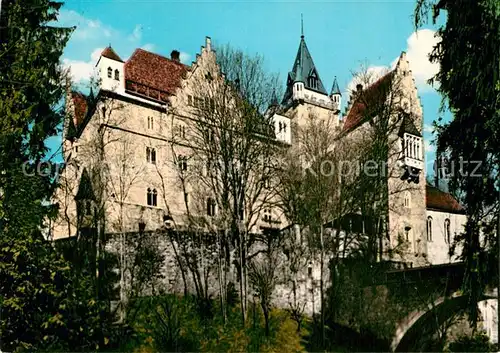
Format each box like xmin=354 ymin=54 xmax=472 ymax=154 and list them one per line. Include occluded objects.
xmin=124 ymin=49 xmax=189 ymax=96
xmin=426 ymin=185 xmax=465 ymax=214
xmin=398 ymin=113 xmax=422 ymax=137
xmin=283 ymin=36 xmax=328 ymax=102
xmin=71 ymin=91 xmax=88 ymax=128
xmin=75 ymin=168 xmax=96 ymax=201
xmin=331 ymin=76 xmax=341 ymax=95
xmin=101 ymin=46 xmax=123 ymax=62
xmin=342 ymin=71 xmax=394 ymax=132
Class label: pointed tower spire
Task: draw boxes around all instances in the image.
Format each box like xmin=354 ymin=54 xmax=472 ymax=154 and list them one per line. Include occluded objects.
xmin=330 ymin=76 xmax=341 ymax=96
xmin=301 ymin=14 xmax=304 ymax=38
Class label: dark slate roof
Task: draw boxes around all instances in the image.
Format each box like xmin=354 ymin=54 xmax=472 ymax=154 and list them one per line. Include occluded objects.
xmin=282 ymin=36 xmax=328 ymax=102
xmin=101 ymin=46 xmax=123 ymax=62
xmin=75 ymin=168 xmax=96 ymax=201
xmin=66 ymin=117 xmax=77 ymax=141
xmin=343 ymin=71 xmax=394 ymax=132
xmin=331 ymin=76 xmax=341 ymax=95
xmin=426 ymin=185 xmax=465 ymax=214
xmin=398 ymin=113 xmax=422 ymax=137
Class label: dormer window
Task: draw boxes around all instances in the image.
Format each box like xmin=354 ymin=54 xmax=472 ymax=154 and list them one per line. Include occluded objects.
xmin=308 ymin=76 xmax=317 ymax=90
xmin=114 ymin=69 xmax=119 ymax=81
xmin=107 ymin=67 xmax=112 ymax=78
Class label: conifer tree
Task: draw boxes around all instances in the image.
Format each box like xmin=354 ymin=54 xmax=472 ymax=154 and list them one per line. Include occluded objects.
xmin=0 ymin=1 xmax=111 ymax=350
xmin=415 ymin=0 xmax=500 ymax=327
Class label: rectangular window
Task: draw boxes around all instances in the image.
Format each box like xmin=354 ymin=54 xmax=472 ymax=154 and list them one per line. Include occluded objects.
xmin=207 ymin=197 xmax=216 ymax=216
xmin=178 ymin=156 xmax=187 ymax=171
xmin=187 ymin=95 xmax=193 ymax=106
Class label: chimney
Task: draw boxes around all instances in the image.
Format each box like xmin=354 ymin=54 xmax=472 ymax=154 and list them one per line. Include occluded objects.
xmin=170 ymin=50 xmax=180 ymax=62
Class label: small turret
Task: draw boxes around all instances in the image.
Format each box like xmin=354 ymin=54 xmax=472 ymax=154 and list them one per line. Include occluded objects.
xmin=330 ymin=76 xmax=341 ymax=112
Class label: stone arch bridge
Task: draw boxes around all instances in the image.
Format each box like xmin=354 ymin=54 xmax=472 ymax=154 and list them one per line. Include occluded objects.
xmin=374 ymin=261 xmax=497 ymax=352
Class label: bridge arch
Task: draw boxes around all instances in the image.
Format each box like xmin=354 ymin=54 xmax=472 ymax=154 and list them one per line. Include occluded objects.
xmin=391 ymin=290 xmax=496 ymax=352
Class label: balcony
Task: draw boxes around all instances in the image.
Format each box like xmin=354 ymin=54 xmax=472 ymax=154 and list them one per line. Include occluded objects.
xmin=403 ymin=156 xmax=424 ymax=171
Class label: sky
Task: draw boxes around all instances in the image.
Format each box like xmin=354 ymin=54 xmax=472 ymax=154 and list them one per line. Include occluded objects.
xmin=55 ymin=0 xmax=448 ymax=176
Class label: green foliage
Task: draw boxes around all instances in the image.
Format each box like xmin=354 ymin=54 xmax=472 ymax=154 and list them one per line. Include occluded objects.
xmin=119 ymin=295 xmax=305 ymax=352
xmin=0 ymin=234 xmax=116 ymax=351
xmin=414 ymin=0 xmax=500 ymax=327
xmin=0 ymin=1 xmax=118 ymax=351
xmin=447 ymin=332 xmax=496 ymax=352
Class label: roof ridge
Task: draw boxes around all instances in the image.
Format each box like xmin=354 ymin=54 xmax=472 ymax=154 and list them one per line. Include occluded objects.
xmin=132 ymin=48 xmax=189 ymax=67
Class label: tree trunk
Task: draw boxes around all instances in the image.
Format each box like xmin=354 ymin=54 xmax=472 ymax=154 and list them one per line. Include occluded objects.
xmin=320 ymin=223 xmax=325 ymax=348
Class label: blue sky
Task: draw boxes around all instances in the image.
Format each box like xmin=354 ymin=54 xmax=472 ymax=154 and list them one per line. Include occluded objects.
xmin=55 ymin=0 xmax=447 ymax=175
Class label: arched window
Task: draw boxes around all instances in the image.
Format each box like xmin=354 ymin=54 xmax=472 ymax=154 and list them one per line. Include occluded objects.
xmin=107 ymin=67 xmax=112 ymax=78
xmin=444 ymin=218 xmax=451 ymax=244
xmin=426 ymin=216 xmax=433 ymax=241
xmin=152 ymin=189 xmax=157 ymax=206
xmin=114 ymin=69 xmax=120 ymax=80
xmin=146 ymin=147 xmax=151 ymax=162
xmin=404 ymin=191 xmax=411 ymax=208
xmin=147 ymin=188 xmax=157 ymax=206
xmin=147 ymin=188 xmax=152 ymax=206
xmin=283 ymin=123 xmax=287 ymax=133
xmin=404 ymin=226 xmax=411 ymax=241
xmin=416 ymin=140 xmax=420 ymax=160
xmin=278 ymin=121 xmax=282 ymax=132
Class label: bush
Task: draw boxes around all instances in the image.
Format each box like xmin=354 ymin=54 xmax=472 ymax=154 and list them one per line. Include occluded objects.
xmin=448 ymin=332 xmax=496 ymax=352
xmin=121 ymin=295 xmax=305 ymax=352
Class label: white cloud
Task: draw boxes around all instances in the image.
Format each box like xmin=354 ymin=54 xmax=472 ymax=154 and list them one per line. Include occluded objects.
xmin=141 ymin=43 xmax=156 ymax=52
xmin=424 ymin=140 xmax=436 ymax=152
xmin=405 ymin=29 xmax=440 ymax=92
xmin=58 ymin=10 xmax=115 ymax=41
xmin=129 ymin=25 xmax=142 ymax=42
xmin=345 ymin=65 xmax=388 ymax=97
xmin=345 ymin=29 xmax=440 ymax=99
xmin=180 ymin=52 xmax=192 ymax=64
xmin=63 ymin=47 xmax=103 ymax=83
xmin=423 ymin=123 xmax=434 ymax=134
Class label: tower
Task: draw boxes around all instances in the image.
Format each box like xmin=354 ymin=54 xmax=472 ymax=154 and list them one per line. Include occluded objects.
xmin=281 ymin=26 xmax=339 ymax=131
xmin=96 ymin=45 xmax=125 ymax=93
xmin=330 ymin=76 xmax=342 ymax=113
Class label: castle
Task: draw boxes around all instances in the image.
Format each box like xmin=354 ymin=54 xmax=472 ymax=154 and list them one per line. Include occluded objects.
xmin=50 ymin=33 xmax=469 ymax=315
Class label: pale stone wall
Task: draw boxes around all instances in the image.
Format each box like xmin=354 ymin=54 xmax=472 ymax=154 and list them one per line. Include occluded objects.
xmin=425 ymin=209 xmax=465 ymax=265
xmin=386 ymin=53 xmax=427 ymax=267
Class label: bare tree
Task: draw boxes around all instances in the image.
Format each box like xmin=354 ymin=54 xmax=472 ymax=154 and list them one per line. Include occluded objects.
xmin=165 ymin=44 xmax=281 ymax=324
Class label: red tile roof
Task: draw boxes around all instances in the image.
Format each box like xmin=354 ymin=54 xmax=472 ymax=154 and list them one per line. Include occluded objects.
xmin=426 ymin=185 xmax=465 ymax=213
xmin=101 ymin=46 xmax=123 ymax=62
xmin=124 ymin=49 xmax=189 ymax=98
xmin=71 ymin=91 xmax=88 ymax=127
xmin=343 ymin=71 xmax=394 ymax=132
